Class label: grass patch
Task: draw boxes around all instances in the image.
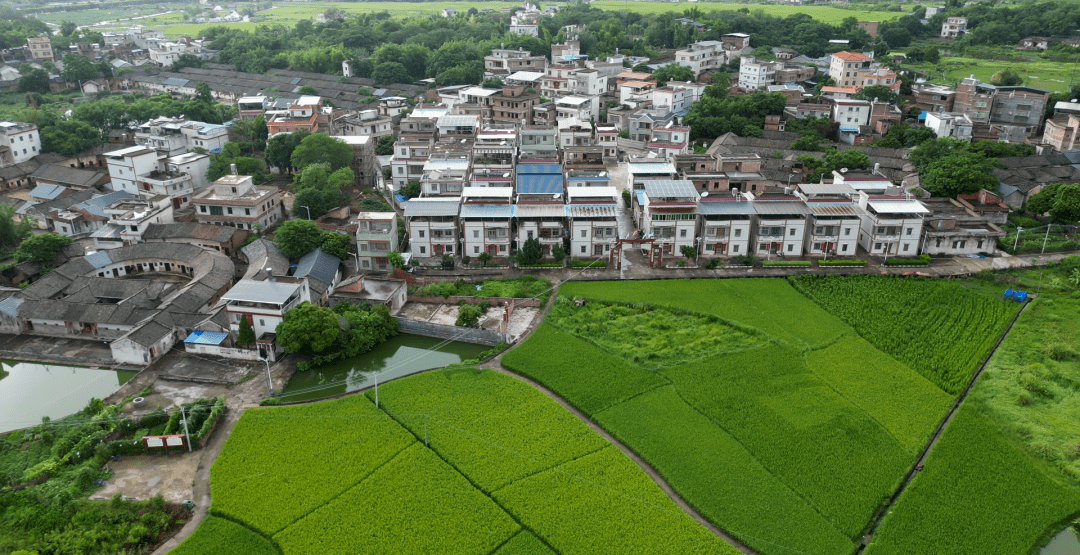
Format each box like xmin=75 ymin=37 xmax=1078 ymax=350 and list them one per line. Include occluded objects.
xmin=904 ymin=56 xmax=1079 ymax=94
xmin=864 ymin=407 xmax=1080 ymax=555
xmin=171 ymin=516 xmax=278 ymax=555
xmin=790 ymin=275 xmax=1019 ymax=394
xmin=571 ymin=258 xmax=607 ymax=268
xmin=818 ymin=259 xmax=867 ymax=266
xmin=762 ymin=260 xmax=812 ymax=267
xmin=413 ymin=276 xmax=550 ymax=300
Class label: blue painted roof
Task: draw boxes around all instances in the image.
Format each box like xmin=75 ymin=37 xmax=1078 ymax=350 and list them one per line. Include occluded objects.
xmin=635 ymin=190 xmax=645 ymax=206
xmin=517 ymin=173 xmax=563 ymax=195
xmin=72 ymin=191 xmax=133 ymax=218
xmin=567 ymin=176 xmax=609 ymax=182
xmin=838 ymin=126 xmax=860 ymax=133
xmin=184 ymin=330 xmax=229 ymax=345
xmin=84 ymin=251 xmax=112 ymax=269
xmin=30 ymin=183 xmax=66 ymax=200
xmin=517 ymin=163 xmax=562 ymax=175
xmin=918 ymin=111 xmax=927 ymax=121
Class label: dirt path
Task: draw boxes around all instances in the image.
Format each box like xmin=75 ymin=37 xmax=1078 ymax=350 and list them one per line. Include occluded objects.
xmin=853 ymin=299 xmax=1034 ymax=552
xmin=484 ymin=281 xmax=759 ymax=555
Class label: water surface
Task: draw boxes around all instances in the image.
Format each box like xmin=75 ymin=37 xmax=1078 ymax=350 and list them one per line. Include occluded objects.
xmin=0 ymin=361 xmax=137 ymax=433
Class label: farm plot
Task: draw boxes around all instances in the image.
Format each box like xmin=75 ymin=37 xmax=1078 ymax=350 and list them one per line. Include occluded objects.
xmin=195 ymin=369 xmax=737 ymax=555
xmin=589 ymin=1 xmax=905 ymax=23
xmin=169 ymin=516 xmax=277 ymax=555
xmin=864 ymin=407 xmax=1080 ymax=555
xmin=789 ymin=275 xmax=1018 ymax=394
xmin=507 ymin=279 xmax=958 ymax=555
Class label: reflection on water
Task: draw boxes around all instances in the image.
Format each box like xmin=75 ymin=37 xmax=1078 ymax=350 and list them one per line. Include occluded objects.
xmin=0 ymin=361 xmax=136 ymax=433
xmin=1042 ymin=526 xmax=1080 ymax=555
xmin=281 ymin=334 xmax=489 ymax=402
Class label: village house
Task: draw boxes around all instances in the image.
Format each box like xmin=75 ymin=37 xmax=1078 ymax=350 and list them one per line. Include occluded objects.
xmin=567 ymin=187 xmax=619 ymax=258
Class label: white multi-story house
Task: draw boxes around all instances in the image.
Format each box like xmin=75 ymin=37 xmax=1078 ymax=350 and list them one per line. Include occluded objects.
xmin=567 ymin=187 xmax=619 ymax=258
xmin=674 ymin=40 xmax=726 ymax=77
xmin=921 ymin=197 xmax=1006 ymax=256
xmin=355 ymin=212 xmax=398 ymax=271
xmin=941 ymin=16 xmax=967 ymax=39
xmin=519 ymin=124 xmax=558 ymax=160
xmin=652 ymin=86 xmax=694 ymax=114
xmin=460 ymin=187 xmax=514 ymax=258
xmin=569 ymin=69 xmax=606 ymax=96
xmin=471 ymin=127 xmax=516 ymax=188
xmin=105 ymin=146 xmax=159 ymax=195
xmin=753 ymin=196 xmax=810 ymax=257
xmin=925 ymin=112 xmax=974 ymax=141
xmin=334 ymin=110 xmax=393 ymax=139
xmin=193 ymin=172 xmax=282 ymax=231
xmin=646 ymin=123 xmax=691 ymax=159
xmin=832 ymin=99 xmax=872 ymax=127
xmin=555 ymin=95 xmax=598 ymax=121
xmin=0 ymin=122 xmax=41 ymax=166
xmin=797 ymin=183 xmax=865 ymax=257
xmin=102 ymin=195 xmax=176 ymax=246
xmin=221 ymin=280 xmax=302 ymax=339
xmin=134 ymin=118 xmax=229 ymax=157
xmin=639 ymin=180 xmax=700 ymax=256
xmin=596 ymin=125 xmax=618 ymax=158
xmin=739 ymin=56 xmax=778 ymax=91
xmin=421 ymin=158 xmax=470 ymax=197
xmin=857 ymin=192 xmax=928 ymax=258
xmin=404 ymin=197 xmax=460 ymax=258
xmin=698 ymin=195 xmax=755 ymax=257
xmin=139 ymin=152 xmax=212 ymax=209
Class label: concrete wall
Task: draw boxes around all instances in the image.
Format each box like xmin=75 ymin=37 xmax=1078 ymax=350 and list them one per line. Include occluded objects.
xmin=394 ymin=317 xmax=507 ymax=346
xmin=184 ymin=342 xmax=262 ymax=360
xmin=408 ymin=296 xmax=541 ymax=307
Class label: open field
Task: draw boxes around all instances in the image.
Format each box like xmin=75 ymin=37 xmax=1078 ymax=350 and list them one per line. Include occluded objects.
xmin=170 ymin=516 xmax=278 ymax=555
xmin=864 ymin=407 xmax=1080 ymax=555
xmin=789 ymin=275 xmax=1018 ymax=394
xmin=197 ymin=368 xmax=739 ymax=554
xmin=590 ymin=1 xmax=906 ymax=22
xmin=906 ymin=56 xmax=1079 ymax=94
xmin=505 ymin=277 xmax=960 ymax=555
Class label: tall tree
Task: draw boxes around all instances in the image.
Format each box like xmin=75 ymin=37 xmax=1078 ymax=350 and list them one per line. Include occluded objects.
xmin=274 ymin=219 xmax=325 ymax=258
xmin=275 ymin=302 xmax=340 ymax=354
xmin=920 ymin=151 xmax=997 ymax=197
xmin=17 ymin=69 xmax=48 ymax=94
xmin=264 ymin=131 xmax=309 ymax=174
xmin=60 ymin=54 xmax=98 ymax=84
xmin=15 ymin=233 xmax=72 ymax=263
xmin=290 ymin=133 xmax=353 ymax=173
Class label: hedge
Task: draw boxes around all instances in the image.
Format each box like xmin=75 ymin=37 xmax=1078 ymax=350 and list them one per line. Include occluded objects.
xmin=818 ymin=260 xmax=867 ymax=266
xmin=762 ymin=260 xmax=812 ymax=267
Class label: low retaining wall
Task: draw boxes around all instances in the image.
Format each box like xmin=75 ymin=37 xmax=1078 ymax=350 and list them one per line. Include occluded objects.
xmin=394 ymin=317 xmax=507 ymax=346
xmin=407 ymin=296 xmax=541 ymax=307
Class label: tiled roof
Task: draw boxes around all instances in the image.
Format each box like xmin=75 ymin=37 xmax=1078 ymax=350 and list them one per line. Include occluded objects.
xmin=294 ymin=247 xmax=341 ymax=288
xmin=831 ymin=51 xmax=871 ymax=61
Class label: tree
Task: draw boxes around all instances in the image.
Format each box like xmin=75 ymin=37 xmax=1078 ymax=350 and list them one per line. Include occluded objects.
xmin=455 ymin=304 xmax=483 ymax=327
xmin=375 ymin=136 xmax=395 ymax=156
xmin=388 ymin=251 xmax=404 ymax=269
xmin=852 ymin=85 xmax=898 ymax=104
xmin=909 ymin=137 xmax=968 ymax=171
xmin=1049 ymin=185 xmax=1080 ymax=223
xmin=991 ymin=68 xmax=1023 ymax=86
xmin=551 ymin=244 xmax=566 ymax=264
xmin=290 ymin=133 xmax=352 ymax=172
xmin=265 ymin=131 xmax=309 ymax=174
xmin=1026 ymin=183 xmax=1064 ymax=215
xmin=236 ymin=316 xmax=255 ymax=346
xmin=0 ymin=204 xmax=34 ymax=250
xmin=922 ymin=45 xmax=940 ymax=65
xmin=481 ymin=77 xmax=503 ymax=89
xmin=320 ymin=232 xmax=350 ymax=259
xmin=61 ymin=54 xmax=98 ymax=84
xmin=371 ymin=62 xmax=411 ymax=85
xmin=195 ymin=82 xmax=214 ymax=104
xmin=478 ymin=251 xmax=492 ymax=267
xmin=171 ymin=54 xmax=205 ymax=71
xmin=96 ymin=61 xmax=112 ymax=80
xmin=17 ymin=69 xmax=49 ymax=94
xmin=15 ymin=233 xmax=72 ymax=263
xmin=297 ymin=85 xmax=318 ymax=95
xmin=276 ymin=302 xmax=340 ymax=354
xmin=399 ymin=181 xmax=421 ymax=198
xmin=652 ymin=64 xmax=695 ymax=87
xmin=60 ymin=21 xmax=77 ymax=37
xmin=920 ymin=151 xmax=997 ymax=197
xmin=681 ymin=245 xmax=697 ymax=260
xmin=274 ymin=220 xmax=325 ymax=258
xmin=336 ymin=302 xmax=397 ymax=357
xmin=518 ymin=237 xmax=542 ymax=265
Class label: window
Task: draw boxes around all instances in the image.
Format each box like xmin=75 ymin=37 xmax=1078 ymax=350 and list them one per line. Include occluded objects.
xmin=905 ymin=227 xmax=912 ymax=236
xmin=420 ymin=246 xmax=426 ymax=254
xmin=680 ymin=229 xmax=687 ymax=238
xmin=789 ymin=228 xmax=796 ymax=236
xmin=874 ymin=242 xmax=882 ymax=250
xmin=245 ymin=208 xmax=251 ymax=215
xmin=841 ymin=244 xmax=848 ymax=252
xmin=419 ymin=230 xmax=425 ymax=238
xmin=499 ymin=245 xmax=506 ymax=252
xmin=581 ymin=230 xmax=587 ymax=238
xmin=844 ymin=228 xmax=851 ymax=236
xmin=787 ymin=244 xmax=794 ymax=252
xmin=259 ymin=319 xmax=265 ymax=327
xmin=977 ymin=239 xmax=984 ymax=249
xmin=209 ymin=206 xmax=223 ymax=216
xmin=227 ymin=207 xmax=233 ymax=215
xmin=734 ymin=229 xmax=741 ymax=237
xmin=936 ymin=239 xmax=942 ymax=247
xmin=473 ymin=230 xmax=479 ymax=238
xmin=474 ymin=246 xmax=480 ymax=254
xmin=732 ymin=245 xmax=739 ymax=253
xmin=580 ymin=245 xmax=587 ymax=253
xmin=902 ymin=244 xmax=909 ymax=252
xmin=199 ymin=206 xmax=207 ymax=213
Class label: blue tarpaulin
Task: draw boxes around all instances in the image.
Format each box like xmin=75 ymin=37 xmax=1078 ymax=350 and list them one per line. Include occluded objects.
xmin=184 ymin=330 xmax=228 ymax=345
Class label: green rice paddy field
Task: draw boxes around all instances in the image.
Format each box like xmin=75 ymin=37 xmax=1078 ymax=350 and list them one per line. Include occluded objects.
xmin=591 ymin=1 xmax=905 ymax=22
xmin=908 ymin=56 xmax=1079 ymax=94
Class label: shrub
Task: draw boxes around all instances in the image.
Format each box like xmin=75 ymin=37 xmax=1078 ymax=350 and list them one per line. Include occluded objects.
xmin=818 ymin=259 xmax=867 ymax=266
xmin=763 ymin=260 xmax=812 ymax=267
xmin=456 ymin=304 xmax=484 ymax=327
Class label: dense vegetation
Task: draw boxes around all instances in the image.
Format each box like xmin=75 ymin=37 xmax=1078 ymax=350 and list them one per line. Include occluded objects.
xmin=789 ymin=275 xmax=1019 ymax=394
xmin=505 ymin=278 xmax=956 ymax=555
xmin=412 ymin=275 xmax=550 ymax=300
xmin=206 ymin=369 xmax=740 ymax=554
xmin=0 ymin=397 xmax=224 ymax=554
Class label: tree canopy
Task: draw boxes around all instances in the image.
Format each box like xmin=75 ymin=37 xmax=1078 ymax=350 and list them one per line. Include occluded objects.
xmin=275 ymin=302 xmax=341 ymax=354
xmin=15 ymin=233 xmax=72 ymax=263
xmin=652 ymin=64 xmax=694 ymax=87
xmin=1027 ymin=183 xmax=1080 ymax=223
xmin=60 ymin=54 xmax=98 ymax=84
xmin=920 ymin=150 xmax=998 ymax=197
xmin=290 ymin=133 xmax=353 ymax=173
xmin=274 ymin=219 xmax=325 ymax=258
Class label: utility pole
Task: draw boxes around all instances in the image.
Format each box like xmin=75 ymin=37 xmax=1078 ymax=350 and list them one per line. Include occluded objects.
xmin=180 ymin=405 xmax=192 ymax=452
xmin=1013 ymin=226 xmax=1024 ymax=253
xmin=374 ymin=371 xmax=379 ymax=409
xmin=1042 ymin=225 xmax=1051 ymax=254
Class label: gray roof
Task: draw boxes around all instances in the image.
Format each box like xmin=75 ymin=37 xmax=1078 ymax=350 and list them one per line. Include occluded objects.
xmin=143 ymin=222 xmax=237 ymax=243
xmin=31 ymin=164 xmax=107 ymax=188
xmin=404 ymin=199 xmax=461 ymax=217
xmin=221 ymin=280 xmax=300 ymax=304
xmin=29 ymin=183 xmax=67 ymax=200
xmin=0 ymin=296 xmax=23 ymax=317
xmin=459 ymin=204 xmax=515 ymax=218
xmin=752 ymin=200 xmax=811 ymax=216
xmin=84 ymin=251 xmax=112 ymax=269
xmin=643 ymin=180 xmax=698 ymax=199
xmin=121 ymin=320 xmax=173 ymax=348
xmin=71 ymin=191 xmax=133 ymax=218
xmin=567 ymin=204 xmax=619 ymax=218
xmin=514 ymin=204 xmax=567 ymax=218
xmin=162 ymin=77 xmax=190 ymax=87
xmin=697 ymin=200 xmax=757 ymax=215
xmin=294 ymin=247 xmax=341 ymax=288
xmin=241 ymin=238 xmax=289 ymax=279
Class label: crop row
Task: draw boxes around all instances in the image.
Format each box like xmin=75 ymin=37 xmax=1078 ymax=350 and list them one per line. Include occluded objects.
xmin=559 ymin=278 xmax=850 ymax=349
xmin=209 ymin=395 xmax=415 ymax=534
xmin=865 ymin=407 xmax=1080 ymax=554
xmin=274 ymin=443 xmax=519 ymax=555
xmin=171 ymin=516 xmax=278 ymax=555
xmin=789 ymin=275 xmax=1018 ymax=393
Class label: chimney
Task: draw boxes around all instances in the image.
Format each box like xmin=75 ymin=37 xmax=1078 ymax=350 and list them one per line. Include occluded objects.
xmin=230 ymin=163 xmax=237 ymax=175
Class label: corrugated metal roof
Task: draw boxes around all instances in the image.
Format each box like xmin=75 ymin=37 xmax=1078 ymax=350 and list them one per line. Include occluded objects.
xmin=459 ymin=204 xmax=515 ymax=218
xmin=567 ymin=204 xmax=619 ymax=218
xmin=517 ymin=174 xmax=563 ymax=195
xmin=517 ymin=163 xmax=562 ymax=175
xmin=567 ymin=186 xmax=617 ymax=200
xmin=436 ymin=115 xmax=480 ymax=127
xmin=72 ymin=191 xmax=133 ymax=218
xmin=424 ymin=159 xmax=470 ymax=171
xmin=697 ymin=200 xmax=757 ymax=215
xmin=221 ymin=280 xmax=300 ymax=304
xmin=642 ymin=180 xmax=698 ymax=199
xmin=867 ymin=199 xmax=930 ymax=214
xmin=566 ymin=176 xmax=609 ymax=182
xmin=514 ymin=204 xmax=567 ymax=218
xmin=162 ymin=77 xmax=190 ymax=87
xmin=462 ymin=186 xmax=512 ymax=198
xmin=798 ymin=183 xmax=857 ymax=195
xmin=30 ymin=183 xmax=66 ymax=200
xmin=403 ymin=199 xmax=461 ymax=217
xmin=807 ymin=203 xmax=866 ymax=216
xmin=752 ymin=201 xmax=811 ymax=216
xmin=0 ymin=296 xmax=23 ymax=317
xmin=184 ymin=330 xmax=229 ymax=345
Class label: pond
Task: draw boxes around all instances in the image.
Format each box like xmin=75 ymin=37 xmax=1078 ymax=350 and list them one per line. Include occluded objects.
xmin=0 ymin=361 xmax=138 ymax=433
xmin=280 ymin=334 xmax=490 ymax=402
xmin=1042 ymin=526 xmax=1080 ymax=555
